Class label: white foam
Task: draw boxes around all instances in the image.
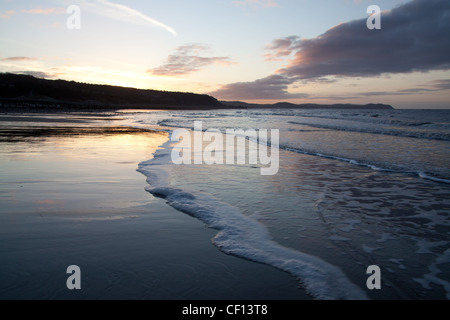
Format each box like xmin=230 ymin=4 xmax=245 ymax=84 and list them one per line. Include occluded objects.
xmin=137 ymin=140 xmax=368 ymax=300
xmin=285 ymin=147 xmax=394 ymax=173
xmin=288 ymin=119 xmax=450 ymax=141
xmin=418 ymin=172 xmax=450 ymax=184
xmin=286 ymin=145 xmax=450 ymax=184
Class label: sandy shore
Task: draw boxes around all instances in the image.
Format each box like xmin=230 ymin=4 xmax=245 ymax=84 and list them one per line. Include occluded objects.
xmin=0 ymin=112 xmax=310 ymax=300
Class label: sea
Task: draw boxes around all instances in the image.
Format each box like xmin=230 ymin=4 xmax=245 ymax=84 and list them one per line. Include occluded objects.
xmin=122 ymin=108 xmax=450 ymax=300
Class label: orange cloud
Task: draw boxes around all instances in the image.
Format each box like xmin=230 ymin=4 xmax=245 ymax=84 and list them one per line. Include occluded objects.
xmin=23 ymin=8 xmax=65 ymax=15
xmin=148 ymin=44 xmax=235 ymax=76
xmin=0 ymin=10 xmax=16 ymax=19
xmin=1 ymin=57 xmax=37 ymax=61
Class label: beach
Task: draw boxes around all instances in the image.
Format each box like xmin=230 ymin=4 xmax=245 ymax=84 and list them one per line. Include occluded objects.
xmin=1 ymin=108 xmax=449 ymax=300
xmin=0 ymin=112 xmax=310 ymax=300
xmin=127 ymin=108 xmax=450 ymax=300
xmin=1 ymin=0 xmax=448 ymax=304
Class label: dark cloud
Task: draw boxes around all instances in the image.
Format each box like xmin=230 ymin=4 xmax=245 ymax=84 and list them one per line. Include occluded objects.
xmin=213 ymin=0 xmax=450 ymax=101
xmin=430 ymin=79 xmax=450 ymax=90
xmin=282 ymin=0 xmax=450 ymax=79
xmin=359 ymin=89 xmax=432 ymax=97
xmin=264 ymin=35 xmax=302 ymax=61
xmin=360 ymin=79 xmax=450 ymax=97
xmin=148 ymin=44 xmax=234 ymax=76
xmin=210 ymin=74 xmax=309 ymax=100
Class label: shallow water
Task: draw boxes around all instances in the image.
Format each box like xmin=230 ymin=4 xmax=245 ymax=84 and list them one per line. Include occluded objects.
xmin=129 ymin=108 xmax=450 ymax=299
xmin=0 ymin=117 xmax=309 ymax=300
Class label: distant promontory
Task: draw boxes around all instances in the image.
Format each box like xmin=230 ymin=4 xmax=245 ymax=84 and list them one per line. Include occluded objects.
xmin=0 ymin=73 xmax=394 ymax=110
xmin=221 ymin=101 xmax=394 ymax=110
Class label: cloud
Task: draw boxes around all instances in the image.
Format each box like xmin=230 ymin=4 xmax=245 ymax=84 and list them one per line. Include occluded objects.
xmin=214 ymin=0 xmax=450 ymax=101
xmin=1 ymin=57 xmax=37 ymax=62
xmin=148 ymin=44 xmax=234 ymax=76
xmin=0 ymin=10 xmax=16 ymax=19
xmin=359 ymin=89 xmax=432 ymax=97
xmin=80 ymin=0 xmax=177 ymax=36
xmin=210 ymin=74 xmax=309 ymax=100
xmin=360 ymin=79 xmax=450 ymax=97
xmin=281 ymin=0 xmax=450 ymax=79
xmin=430 ymin=79 xmax=450 ymax=90
xmin=22 ymin=8 xmax=65 ymax=15
xmin=265 ymin=36 xmax=302 ymax=61
xmin=233 ymin=0 xmax=279 ymax=8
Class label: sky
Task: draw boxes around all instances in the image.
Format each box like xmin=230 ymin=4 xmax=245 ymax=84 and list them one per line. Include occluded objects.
xmin=0 ymin=0 xmax=449 ymax=109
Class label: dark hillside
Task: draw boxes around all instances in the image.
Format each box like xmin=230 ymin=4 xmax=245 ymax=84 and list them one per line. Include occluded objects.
xmin=0 ymin=73 xmax=222 ymax=110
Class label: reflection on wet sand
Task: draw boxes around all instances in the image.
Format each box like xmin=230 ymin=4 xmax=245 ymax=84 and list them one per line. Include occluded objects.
xmin=0 ymin=113 xmax=168 ymax=218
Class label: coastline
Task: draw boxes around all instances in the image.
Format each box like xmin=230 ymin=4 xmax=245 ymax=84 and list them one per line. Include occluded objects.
xmin=0 ymin=112 xmax=311 ymax=300
xmin=0 ymin=73 xmax=394 ymax=112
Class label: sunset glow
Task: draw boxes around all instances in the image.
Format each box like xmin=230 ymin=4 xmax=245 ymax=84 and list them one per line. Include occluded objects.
xmin=1 ymin=0 xmax=449 ymax=108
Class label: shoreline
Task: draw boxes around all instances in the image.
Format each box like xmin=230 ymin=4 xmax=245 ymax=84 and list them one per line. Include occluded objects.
xmin=0 ymin=111 xmax=312 ymax=300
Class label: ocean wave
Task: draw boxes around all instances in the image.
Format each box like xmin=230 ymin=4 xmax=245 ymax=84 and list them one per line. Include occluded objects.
xmin=125 ymin=111 xmax=450 ymax=184
xmin=137 ymin=141 xmax=368 ymax=300
xmin=288 ymin=121 xmax=450 ymax=141
xmin=283 ymin=146 xmax=450 ymax=184
xmin=265 ymin=109 xmax=450 ymax=129
xmin=418 ymin=172 xmax=450 ymax=184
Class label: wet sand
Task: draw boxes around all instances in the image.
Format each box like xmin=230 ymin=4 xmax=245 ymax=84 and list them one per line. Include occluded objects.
xmin=0 ymin=112 xmax=311 ymax=300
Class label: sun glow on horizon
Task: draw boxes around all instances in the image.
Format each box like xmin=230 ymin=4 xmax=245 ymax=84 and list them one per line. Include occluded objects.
xmin=0 ymin=0 xmax=448 ymax=108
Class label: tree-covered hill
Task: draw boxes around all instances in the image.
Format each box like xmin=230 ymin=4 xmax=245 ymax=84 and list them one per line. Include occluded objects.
xmin=0 ymin=73 xmax=222 ymax=110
